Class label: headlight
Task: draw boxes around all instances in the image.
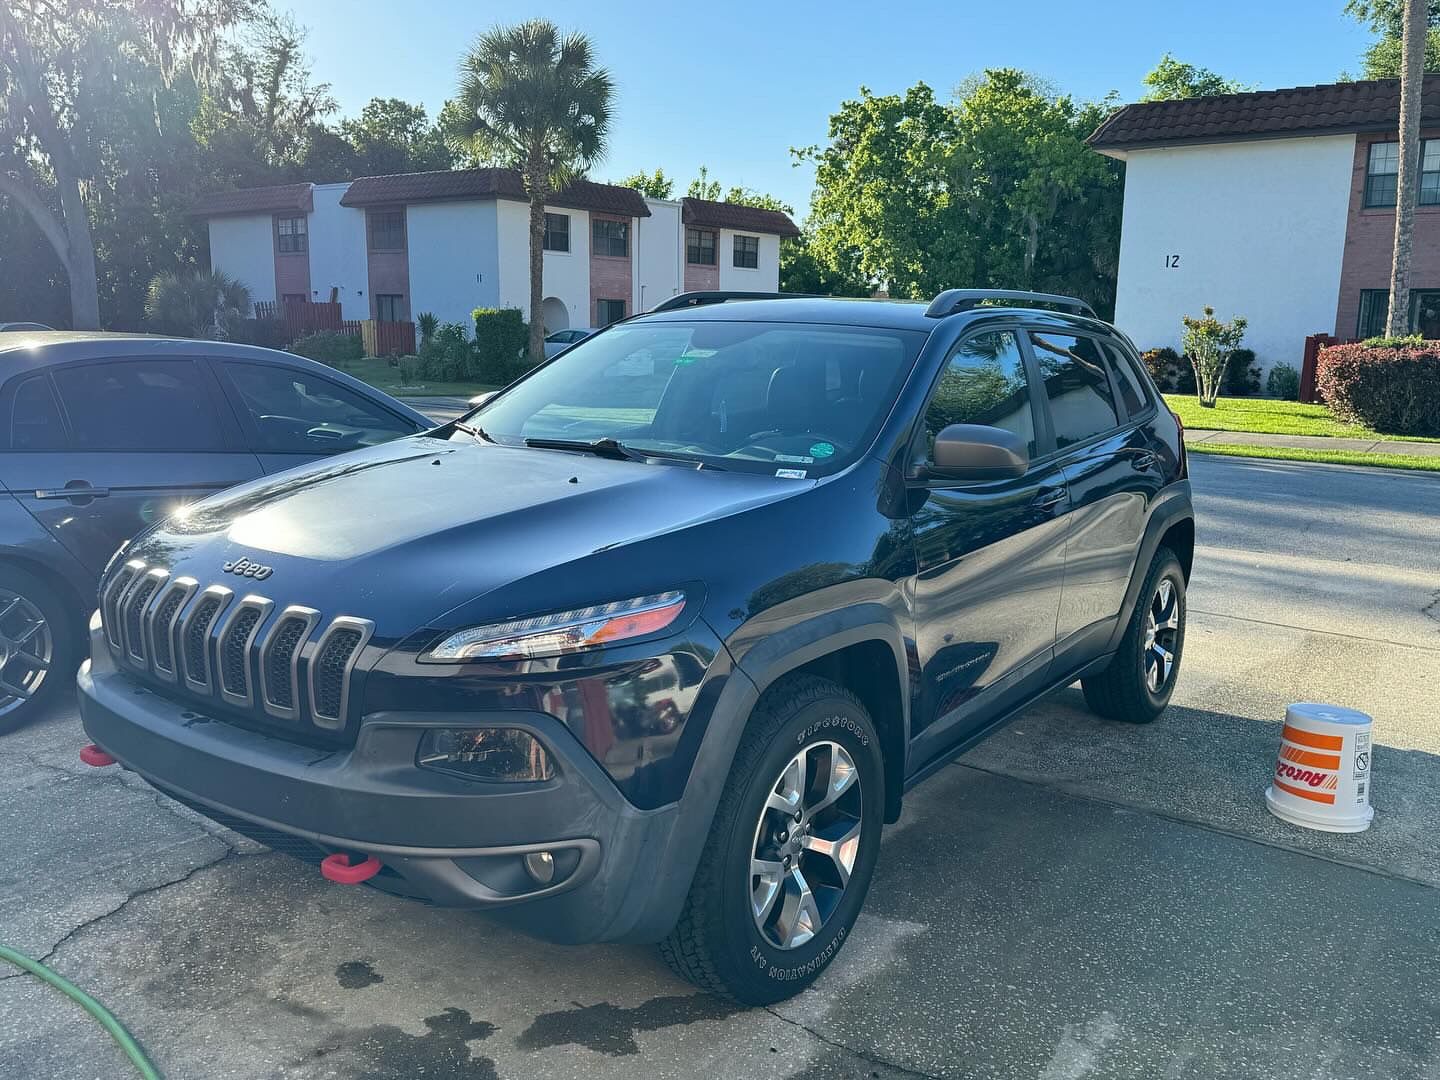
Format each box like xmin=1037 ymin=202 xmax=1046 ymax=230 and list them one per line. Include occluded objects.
xmin=417 ymin=728 xmax=555 ymax=781
xmin=420 ymin=591 xmax=686 ymax=662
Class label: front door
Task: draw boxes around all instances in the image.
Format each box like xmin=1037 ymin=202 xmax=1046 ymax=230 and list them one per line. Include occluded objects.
xmin=908 ymin=328 xmax=1069 ymax=769
xmin=0 ymin=358 xmax=262 ymax=579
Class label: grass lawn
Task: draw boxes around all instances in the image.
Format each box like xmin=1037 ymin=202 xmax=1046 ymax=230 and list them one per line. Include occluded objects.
xmin=334 ymin=356 xmax=497 ymax=399
xmin=1185 ymin=441 xmax=1440 ymax=472
xmin=1162 ymin=394 xmax=1440 ymax=444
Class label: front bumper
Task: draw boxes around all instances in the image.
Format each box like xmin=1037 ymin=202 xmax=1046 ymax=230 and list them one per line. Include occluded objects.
xmin=77 ymin=638 xmax=685 ymax=944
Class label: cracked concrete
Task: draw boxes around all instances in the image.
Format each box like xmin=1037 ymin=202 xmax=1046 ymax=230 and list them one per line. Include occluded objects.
xmin=2 ymin=454 xmax=1438 ymax=1079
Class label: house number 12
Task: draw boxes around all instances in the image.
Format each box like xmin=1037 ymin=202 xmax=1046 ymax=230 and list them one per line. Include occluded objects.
xmin=1164 ymin=254 xmax=1181 ymax=268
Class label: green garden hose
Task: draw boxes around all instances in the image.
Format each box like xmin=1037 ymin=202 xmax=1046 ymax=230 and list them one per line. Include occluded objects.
xmin=0 ymin=943 xmax=161 ymax=1079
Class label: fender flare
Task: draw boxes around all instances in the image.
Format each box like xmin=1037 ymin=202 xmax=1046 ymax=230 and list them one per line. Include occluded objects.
xmin=1106 ymin=480 xmax=1194 ymax=653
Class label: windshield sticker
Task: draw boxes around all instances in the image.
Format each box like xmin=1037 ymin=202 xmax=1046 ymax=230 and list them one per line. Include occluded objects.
xmin=775 ymin=468 xmax=809 ymax=479
xmin=775 ymin=454 xmax=815 ymax=464
xmin=675 ymin=348 xmax=717 ymax=365
xmin=808 ymin=441 xmax=836 ymax=459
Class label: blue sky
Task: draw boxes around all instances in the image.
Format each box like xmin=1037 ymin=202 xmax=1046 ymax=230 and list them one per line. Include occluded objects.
xmin=281 ymin=0 xmax=1376 ymax=216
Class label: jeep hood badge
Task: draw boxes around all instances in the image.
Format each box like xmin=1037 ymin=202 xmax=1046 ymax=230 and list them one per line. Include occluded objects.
xmin=223 ymin=557 xmax=273 ymax=580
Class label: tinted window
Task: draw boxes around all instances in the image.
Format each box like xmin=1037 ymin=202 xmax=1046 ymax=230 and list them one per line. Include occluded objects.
xmin=223 ymin=362 xmax=417 ymax=452
xmin=923 ymin=331 xmax=1036 ymax=459
xmin=1029 ymin=332 xmax=1119 ymax=449
xmin=1107 ymin=344 xmax=1151 ymax=417
xmin=52 ymin=359 xmax=224 ymax=451
xmin=10 ymin=375 xmax=67 ymax=449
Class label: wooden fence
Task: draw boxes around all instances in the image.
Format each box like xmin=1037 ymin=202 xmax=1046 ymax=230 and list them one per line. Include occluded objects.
xmin=252 ymin=299 xmax=415 ymax=356
xmin=1299 ymin=333 xmax=1356 ymax=403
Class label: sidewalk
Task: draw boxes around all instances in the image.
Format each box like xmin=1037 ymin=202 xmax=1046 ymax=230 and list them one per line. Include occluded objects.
xmin=1184 ymin=427 xmax=1440 ymax=457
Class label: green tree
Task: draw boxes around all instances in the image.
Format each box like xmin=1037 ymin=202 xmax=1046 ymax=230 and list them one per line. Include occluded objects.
xmin=1140 ymin=54 xmax=1251 ymax=101
xmin=618 ymin=168 xmax=675 ymax=199
xmin=145 ymin=268 xmax=251 ymax=338
xmin=0 ymin=0 xmax=248 ymax=329
xmin=452 ymin=20 xmax=614 ymax=360
xmin=1346 ymin=0 xmax=1440 ymax=75
xmin=1182 ymin=305 xmax=1248 ymax=407
xmin=339 ymin=97 xmax=454 ymax=177
xmin=686 ymin=165 xmax=722 ymax=200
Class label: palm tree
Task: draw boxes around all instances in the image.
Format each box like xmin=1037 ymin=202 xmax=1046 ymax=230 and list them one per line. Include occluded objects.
xmin=144 ymin=270 xmax=251 ymax=339
xmin=453 ymin=21 xmax=614 ymax=362
xmin=1386 ymin=0 xmax=1429 ymax=336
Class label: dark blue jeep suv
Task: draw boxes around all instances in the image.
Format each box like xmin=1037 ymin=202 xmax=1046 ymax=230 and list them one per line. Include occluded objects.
xmin=78 ymin=290 xmax=1194 ymax=1004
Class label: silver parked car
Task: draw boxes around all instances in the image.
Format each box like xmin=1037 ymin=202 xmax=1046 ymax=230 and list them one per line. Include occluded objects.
xmin=543 ymin=327 xmax=594 ymax=358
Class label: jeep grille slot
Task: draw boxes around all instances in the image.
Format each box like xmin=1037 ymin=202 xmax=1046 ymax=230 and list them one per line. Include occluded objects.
xmin=309 ymin=618 xmax=374 ymax=729
xmin=102 ymin=561 xmax=145 ymax=651
xmin=216 ymin=599 xmax=272 ymax=705
xmin=259 ymin=607 xmax=320 ymax=719
xmin=122 ymin=571 xmax=165 ymax=665
xmin=180 ymin=590 xmax=231 ymax=692
xmin=146 ymin=578 xmax=196 ymax=679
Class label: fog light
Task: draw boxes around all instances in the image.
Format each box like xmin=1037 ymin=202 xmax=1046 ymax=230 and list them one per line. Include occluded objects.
xmin=417 ymin=728 xmax=555 ymax=782
xmin=524 ymin=850 xmax=556 ymax=885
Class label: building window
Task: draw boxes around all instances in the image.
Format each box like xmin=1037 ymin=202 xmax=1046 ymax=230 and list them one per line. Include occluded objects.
xmin=597 ymin=299 xmax=626 ymax=325
xmin=1423 ymin=141 xmax=1440 ymax=204
xmin=368 ymin=209 xmax=406 ymax=251
xmin=592 ymin=218 xmax=629 ymax=258
xmin=686 ymin=228 xmax=716 ymax=265
xmin=1364 ymin=140 xmax=1440 ymax=207
xmin=376 ymin=294 xmax=405 ymax=322
xmin=544 ymin=212 xmax=570 ymax=252
xmin=276 ymin=215 xmax=307 ymax=254
xmin=1357 ymin=290 xmax=1388 ymax=338
xmin=732 ymin=234 xmax=759 ymax=269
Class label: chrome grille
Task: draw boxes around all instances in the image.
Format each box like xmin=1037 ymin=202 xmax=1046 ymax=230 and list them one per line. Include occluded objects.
xmin=102 ymin=566 xmax=372 ymax=737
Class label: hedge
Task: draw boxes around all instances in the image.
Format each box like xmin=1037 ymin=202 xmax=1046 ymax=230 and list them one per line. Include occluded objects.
xmin=290 ymin=330 xmax=363 ymax=366
xmin=1316 ymin=343 xmax=1440 ymax=437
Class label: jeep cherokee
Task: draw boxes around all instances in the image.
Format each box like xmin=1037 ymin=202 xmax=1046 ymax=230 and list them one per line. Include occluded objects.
xmin=77 ymin=289 xmax=1194 ymax=1005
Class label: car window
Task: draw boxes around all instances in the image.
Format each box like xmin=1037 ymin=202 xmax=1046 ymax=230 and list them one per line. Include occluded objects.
xmin=9 ymin=375 xmax=67 ymax=450
xmin=51 ymin=359 xmax=225 ymax=451
xmin=223 ymin=361 xmax=418 ymax=453
xmin=921 ymin=330 xmax=1037 ymax=460
xmin=1028 ymin=332 xmax=1120 ymax=450
xmin=471 ymin=321 xmax=926 ymax=476
xmin=1106 ymin=343 xmax=1152 ymax=417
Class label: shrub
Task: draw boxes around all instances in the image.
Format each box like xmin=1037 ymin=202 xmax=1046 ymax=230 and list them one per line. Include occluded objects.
xmin=1181 ymin=306 xmax=1248 ymax=407
xmin=1224 ymin=348 xmax=1261 ymax=397
xmin=230 ymin=317 xmax=286 ymax=349
xmin=473 ymin=307 xmax=528 ymax=368
xmin=397 ymin=356 xmax=420 ymax=385
xmin=144 ymin=270 xmax=251 ymax=339
xmin=417 ymin=322 xmax=473 ymax=381
xmin=416 ymin=311 xmax=439 ymax=344
xmin=1316 ymin=343 xmax=1440 ymax=436
xmin=290 ymin=330 xmax=364 ymax=366
xmin=1141 ymin=347 xmax=1194 ymax=394
xmin=1266 ymin=362 xmax=1301 ymax=401
xmin=1361 ymin=333 xmax=1423 ymax=349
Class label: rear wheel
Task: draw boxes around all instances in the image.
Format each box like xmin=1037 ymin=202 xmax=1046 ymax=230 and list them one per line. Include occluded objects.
xmin=0 ymin=566 xmax=75 ymax=735
xmin=1081 ymin=546 xmax=1186 ymax=724
xmin=659 ymin=675 xmax=883 ymax=1004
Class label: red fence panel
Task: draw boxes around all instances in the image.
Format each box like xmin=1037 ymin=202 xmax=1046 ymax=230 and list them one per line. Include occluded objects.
xmin=1300 ymin=333 xmax=1356 ymax=403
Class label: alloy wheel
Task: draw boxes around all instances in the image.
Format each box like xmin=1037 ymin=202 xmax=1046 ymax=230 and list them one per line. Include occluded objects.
xmin=0 ymin=588 xmax=52 ymax=718
xmin=1142 ymin=578 xmax=1181 ymax=693
xmin=750 ymin=740 xmax=863 ymax=950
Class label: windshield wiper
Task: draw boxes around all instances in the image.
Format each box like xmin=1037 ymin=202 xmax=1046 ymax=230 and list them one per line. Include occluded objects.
xmin=522 ymin=437 xmax=726 ymax=470
xmin=453 ymin=421 xmax=494 ymax=443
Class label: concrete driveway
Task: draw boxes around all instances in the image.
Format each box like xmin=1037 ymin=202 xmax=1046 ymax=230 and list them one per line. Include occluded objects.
xmin=3 ymin=455 xmax=1438 ymax=1080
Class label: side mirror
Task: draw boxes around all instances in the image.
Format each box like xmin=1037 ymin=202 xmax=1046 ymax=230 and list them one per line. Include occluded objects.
xmin=923 ymin=424 xmax=1029 ymax=482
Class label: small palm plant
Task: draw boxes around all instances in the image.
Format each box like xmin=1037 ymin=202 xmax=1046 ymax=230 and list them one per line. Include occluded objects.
xmin=145 ymin=270 xmax=251 ymax=339
xmin=416 ymin=311 xmax=439 ymax=344
xmin=1181 ymin=306 xmax=1248 ymax=407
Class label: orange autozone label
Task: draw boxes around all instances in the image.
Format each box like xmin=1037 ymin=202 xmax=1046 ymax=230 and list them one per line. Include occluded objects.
xmin=1274 ymin=761 xmax=1339 ymax=804
xmin=1281 ymin=725 xmax=1344 ymax=751
xmin=1274 ymin=724 xmax=1345 ymax=804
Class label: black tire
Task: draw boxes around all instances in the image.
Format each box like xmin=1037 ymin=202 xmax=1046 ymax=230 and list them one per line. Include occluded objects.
xmin=1081 ymin=546 xmax=1186 ymax=724
xmin=0 ymin=564 xmax=76 ymax=735
xmin=659 ymin=675 xmax=884 ymax=1005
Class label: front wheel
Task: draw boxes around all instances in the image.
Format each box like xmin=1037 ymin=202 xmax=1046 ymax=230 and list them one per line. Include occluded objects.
xmin=0 ymin=565 xmax=75 ymax=736
xmin=1082 ymin=546 xmax=1186 ymax=724
xmin=659 ymin=675 xmax=884 ymax=1004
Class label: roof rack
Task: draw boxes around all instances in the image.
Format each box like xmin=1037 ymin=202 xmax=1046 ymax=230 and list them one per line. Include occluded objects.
xmin=649 ymin=290 xmax=816 ymax=313
xmin=925 ymin=289 xmax=1097 ymax=320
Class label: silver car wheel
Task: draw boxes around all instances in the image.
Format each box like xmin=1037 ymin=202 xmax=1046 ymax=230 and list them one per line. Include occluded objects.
xmin=0 ymin=588 xmax=53 ymax=718
xmin=1142 ymin=577 xmax=1181 ymax=693
xmin=749 ymin=740 xmax=863 ymax=950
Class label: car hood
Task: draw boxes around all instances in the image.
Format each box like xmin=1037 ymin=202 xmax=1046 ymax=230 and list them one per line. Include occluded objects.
xmin=130 ymin=435 xmax=808 ymax=632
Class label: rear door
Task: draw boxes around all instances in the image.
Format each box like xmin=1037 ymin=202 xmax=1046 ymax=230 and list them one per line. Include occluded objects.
xmin=907 ymin=327 xmax=1070 ymax=766
xmin=212 ymin=358 xmax=425 ymax=475
xmin=0 ymin=357 xmax=262 ymax=576
xmin=1026 ymin=329 xmax=1164 ymax=670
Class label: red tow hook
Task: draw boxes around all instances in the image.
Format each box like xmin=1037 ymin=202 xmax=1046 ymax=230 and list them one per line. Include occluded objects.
xmin=320 ymin=852 xmax=382 ymax=885
xmin=79 ymin=743 xmax=117 ymax=767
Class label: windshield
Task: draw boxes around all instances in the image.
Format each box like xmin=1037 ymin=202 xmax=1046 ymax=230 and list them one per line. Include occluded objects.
xmin=466 ymin=320 xmax=927 ymax=476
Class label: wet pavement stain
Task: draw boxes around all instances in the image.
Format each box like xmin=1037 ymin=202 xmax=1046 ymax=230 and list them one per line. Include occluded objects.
xmin=310 ymin=1007 xmax=498 ymax=1080
xmin=336 ymin=960 xmax=384 ymax=989
xmin=516 ymin=993 xmax=744 ymax=1056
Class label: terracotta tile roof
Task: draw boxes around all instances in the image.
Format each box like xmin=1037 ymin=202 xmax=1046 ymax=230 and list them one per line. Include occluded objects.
xmin=189 ymin=182 xmax=313 ymax=217
xmin=338 ymin=167 xmax=651 ymax=216
xmin=1088 ymin=78 xmax=1440 ymax=152
xmin=681 ymin=197 xmax=800 ymax=237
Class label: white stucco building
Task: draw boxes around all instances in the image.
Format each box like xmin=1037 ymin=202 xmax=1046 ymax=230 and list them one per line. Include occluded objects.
xmin=1089 ymin=77 xmax=1440 ymax=372
xmin=192 ymin=168 xmax=800 ymax=333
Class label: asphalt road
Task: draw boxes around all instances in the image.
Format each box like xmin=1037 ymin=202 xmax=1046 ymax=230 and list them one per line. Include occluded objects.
xmin=2 ymin=455 xmax=1438 ymax=1080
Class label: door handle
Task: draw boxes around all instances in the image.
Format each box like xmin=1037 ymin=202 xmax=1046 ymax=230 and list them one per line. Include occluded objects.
xmin=1032 ymin=489 xmax=1067 ymax=511
xmin=35 ymin=483 xmax=110 ymax=501
xmin=1131 ymin=450 xmax=1160 ymax=469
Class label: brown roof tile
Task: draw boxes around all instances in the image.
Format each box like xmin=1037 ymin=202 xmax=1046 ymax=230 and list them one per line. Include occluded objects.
xmin=681 ymin=197 xmax=800 ymax=237
xmin=338 ymin=167 xmax=650 ymax=216
xmin=1088 ymin=78 xmax=1440 ymax=152
xmin=189 ymin=182 xmax=312 ymax=217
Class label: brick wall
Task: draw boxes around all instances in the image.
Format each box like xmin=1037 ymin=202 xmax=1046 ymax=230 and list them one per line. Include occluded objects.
xmin=588 ymin=213 xmax=634 ymax=323
xmin=1335 ymin=130 xmax=1440 ymax=336
xmin=273 ymin=214 xmax=311 ymax=301
xmin=365 ymin=206 xmax=411 ymax=321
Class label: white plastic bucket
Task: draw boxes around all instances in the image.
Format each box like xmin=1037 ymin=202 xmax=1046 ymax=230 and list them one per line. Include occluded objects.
xmin=1264 ymin=703 xmax=1374 ymax=833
